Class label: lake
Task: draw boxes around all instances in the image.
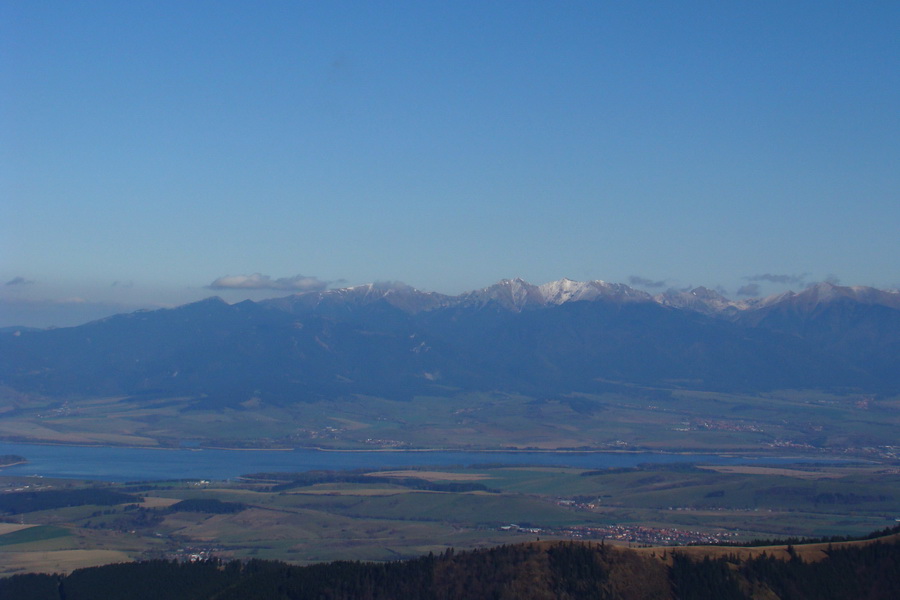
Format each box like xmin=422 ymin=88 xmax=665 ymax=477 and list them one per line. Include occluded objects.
xmin=0 ymin=442 xmax=825 ymax=482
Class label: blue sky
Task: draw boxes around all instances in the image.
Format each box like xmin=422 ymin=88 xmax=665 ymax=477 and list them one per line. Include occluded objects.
xmin=2 ymin=1 xmax=899 ymax=327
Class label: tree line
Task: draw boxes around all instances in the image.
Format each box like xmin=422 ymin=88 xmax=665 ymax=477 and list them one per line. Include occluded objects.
xmin=2 ymin=535 xmax=898 ymax=599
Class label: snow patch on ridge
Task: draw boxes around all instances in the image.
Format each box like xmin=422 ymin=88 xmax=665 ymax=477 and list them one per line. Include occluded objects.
xmin=539 ymin=279 xmax=652 ymax=305
xmin=262 ymin=278 xmax=900 ymax=317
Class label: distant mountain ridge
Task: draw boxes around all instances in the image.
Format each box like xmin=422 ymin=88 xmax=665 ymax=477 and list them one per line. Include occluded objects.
xmin=1 ymin=279 xmax=898 ymax=403
xmin=262 ymin=277 xmax=900 ymax=316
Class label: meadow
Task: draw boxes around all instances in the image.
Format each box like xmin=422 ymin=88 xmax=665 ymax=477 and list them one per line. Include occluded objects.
xmin=1 ymin=460 xmax=897 ymax=576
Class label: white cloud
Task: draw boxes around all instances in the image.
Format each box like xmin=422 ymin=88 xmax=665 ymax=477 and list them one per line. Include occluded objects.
xmin=744 ymin=273 xmax=808 ymax=285
xmin=628 ymin=276 xmax=666 ymax=289
xmin=208 ymin=273 xmax=330 ymax=292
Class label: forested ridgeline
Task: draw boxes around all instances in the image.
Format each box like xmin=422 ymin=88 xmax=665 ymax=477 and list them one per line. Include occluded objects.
xmin=668 ymin=539 xmax=900 ymax=600
xmin=1 ymin=538 xmax=899 ymax=600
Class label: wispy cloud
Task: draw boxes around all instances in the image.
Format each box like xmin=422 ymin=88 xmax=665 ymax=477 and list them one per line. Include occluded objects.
xmin=744 ymin=273 xmax=808 ymax=285
xmin=208 ymin=273 xmax=330 ymax=292
xmin=5 ymin=276 xmax=35 ymax=286
xmin=628 ymin=276 xmax=666 ymax=289
xmin=736 ymin=283 xmax=760 ymax=297
xmin=806 ymin=274 xmax=842 ymax=288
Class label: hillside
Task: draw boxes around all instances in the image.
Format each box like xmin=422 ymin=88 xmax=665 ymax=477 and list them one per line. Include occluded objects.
xmin=1 ymin=534 xmax=898 ymax=599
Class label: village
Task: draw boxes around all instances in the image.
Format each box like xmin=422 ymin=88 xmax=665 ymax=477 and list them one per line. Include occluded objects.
xmin=499 ymin=523 xmax=740 ymax=546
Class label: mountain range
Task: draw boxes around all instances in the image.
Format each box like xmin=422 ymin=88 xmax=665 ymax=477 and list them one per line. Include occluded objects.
xmin=2 ymin=279 xmax=898 ymax=404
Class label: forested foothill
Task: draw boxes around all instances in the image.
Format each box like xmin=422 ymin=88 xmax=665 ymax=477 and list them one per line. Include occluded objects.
xmin=1 ymin=534 xmax=898 ymax=600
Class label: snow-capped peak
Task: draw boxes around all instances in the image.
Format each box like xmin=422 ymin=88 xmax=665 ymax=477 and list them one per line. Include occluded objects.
xmin=538 ymin=278 xmax=652 ymax=305
xmin=764 ymin=281 xmax=900 ymax=311
xmin=538 ymin=278 xmax=597 ymax=304
xmin=458 ymin=278 xmax=544 ymax=311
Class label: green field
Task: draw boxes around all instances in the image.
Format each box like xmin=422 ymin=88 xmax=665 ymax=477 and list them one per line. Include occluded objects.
xmin=2 ymin=459 xmax=898 ymax=576
xmin=1 ymin=389 xmax=898 ymax=460
xmin=0 ymin=525 xmax=71 ymax=547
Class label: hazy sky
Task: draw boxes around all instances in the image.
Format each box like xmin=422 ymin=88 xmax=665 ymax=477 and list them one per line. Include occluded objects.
xmin=3 ymin=1 xmax=899 ymax=327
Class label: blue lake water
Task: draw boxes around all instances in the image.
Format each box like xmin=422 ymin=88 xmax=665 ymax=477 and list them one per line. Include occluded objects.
xmin=0 ymin=442 xmax=823 ymax=482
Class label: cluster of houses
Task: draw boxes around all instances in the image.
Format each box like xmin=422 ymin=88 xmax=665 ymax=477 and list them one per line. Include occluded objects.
xmin=499 ymin=522 xmax=739 ymax=546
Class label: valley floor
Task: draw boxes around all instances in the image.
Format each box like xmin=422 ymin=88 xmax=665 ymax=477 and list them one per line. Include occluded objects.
xmin=1 ymin=460 xmax=898 ymax=577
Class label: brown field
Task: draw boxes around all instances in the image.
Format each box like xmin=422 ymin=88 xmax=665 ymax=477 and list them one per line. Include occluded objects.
xmin=62 ymin=432 xmax=161 ymax=446
xmin=698 ymin=465 xmax=844 ymax=479
xmin=139 ymin=496 xmax=181 ymax=508
xmin=328 ymin=417 xmax=370 ymax=430
xmin=289 ymin=488 xmax=412 ymax=496
xmin=370 ymin=470 xmax=492 ymax=482
xmin=0 ymin=421 xmax=95 ymax=444
xmin=0 ymin=549 xmax=133 ymax=576
xmin=0 ymin=419 xmax=159 ymax=447
xmin=0 ymin=523 xmax=36 ymax=536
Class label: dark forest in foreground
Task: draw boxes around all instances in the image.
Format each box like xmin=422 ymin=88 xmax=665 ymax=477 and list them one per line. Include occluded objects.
xmin=2 ymin=535 xmax=898 ymax=600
